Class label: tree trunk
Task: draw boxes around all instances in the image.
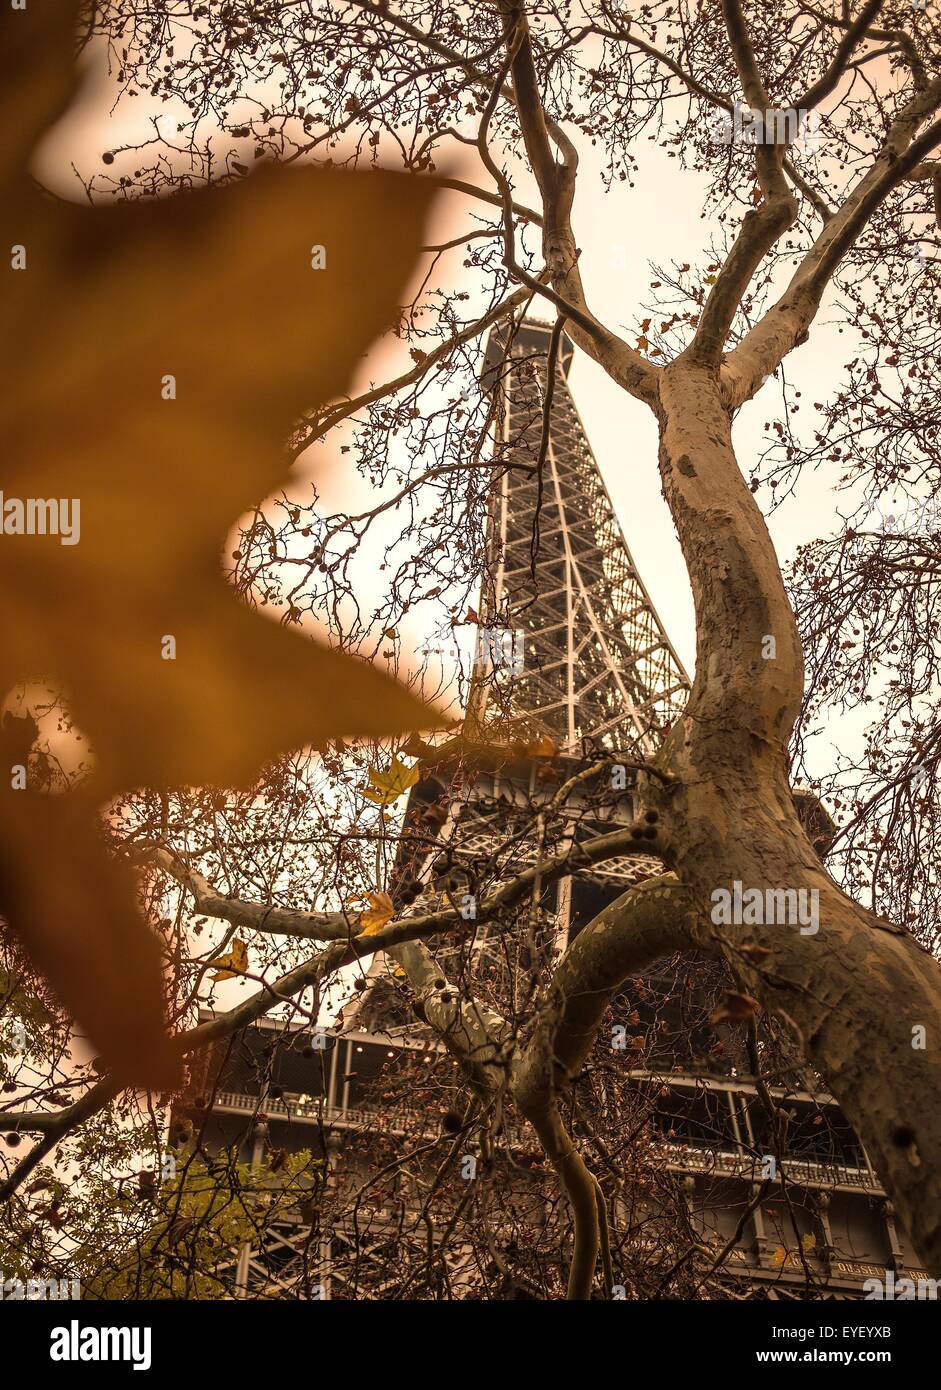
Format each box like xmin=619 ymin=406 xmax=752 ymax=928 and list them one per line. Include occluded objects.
xmin=648 ymin=355 xmax=941 ymax=1275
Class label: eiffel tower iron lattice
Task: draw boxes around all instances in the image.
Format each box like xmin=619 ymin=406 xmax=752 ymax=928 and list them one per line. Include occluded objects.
xmin=467 ymin=318 xmax=690 ymax=757
xmin=348 ymin=317 xmax=695 ymax=987
xmin=179 ymin=319 xmax=922 ymax=1301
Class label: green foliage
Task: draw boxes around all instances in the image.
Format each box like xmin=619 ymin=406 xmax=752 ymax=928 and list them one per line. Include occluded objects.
xmin=73 ymin=1147 xmax=322 ymax=1300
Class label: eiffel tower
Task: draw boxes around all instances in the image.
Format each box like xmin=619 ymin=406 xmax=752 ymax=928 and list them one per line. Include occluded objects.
xmin=178 ymin=319 xmax=924 ymax=1300
xmin=469 ymin=318 xmax=689 ymax=754
xmin=342 ymin=317 xmax=692 ymax=1013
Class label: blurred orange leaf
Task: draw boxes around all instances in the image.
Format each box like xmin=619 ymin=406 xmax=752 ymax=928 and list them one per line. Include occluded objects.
xmin=0 ymin=2 xmax=438 ymax=1086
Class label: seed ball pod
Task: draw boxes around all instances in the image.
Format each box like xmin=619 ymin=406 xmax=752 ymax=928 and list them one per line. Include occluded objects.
xmin=644 ymin=809 xmax=659 ymax=823
xmin=441 ymin=1110 xmax=462 ymax=1134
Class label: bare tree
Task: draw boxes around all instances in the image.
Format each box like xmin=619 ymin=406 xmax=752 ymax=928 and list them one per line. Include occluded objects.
xmin=4 ymin=0 xmax=941 ymax=1299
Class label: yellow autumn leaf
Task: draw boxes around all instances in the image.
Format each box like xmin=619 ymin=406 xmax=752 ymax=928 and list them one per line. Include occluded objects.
xmin=209 ymin=939 xmax=249 ymax=981
xmin=357 ymin=892 xmax=396 ymax=936
xmin=361 ymin=757 xmax=420 ymax=805
xmin=772 ymin=1246 xmax=788 ymax=1267
xmin=801 ymin=1233 xmax=817 ymax=1251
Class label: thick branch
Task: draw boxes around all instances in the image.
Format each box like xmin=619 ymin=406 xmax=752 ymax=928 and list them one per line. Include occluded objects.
xmin=722 ymin=82 xmax=941 ymax=405
xmin=138 ymin=819 xmax=667 ymax=945
xmin=390 ymin=939 xmax=511 ymax=1099
xmin=512 ymin=875 xmax=700 ymax=1298
xmin=513 ymin=875 xmax=698 ymax=1105
xmin=796 ymin=0 xmax=884 ymax=113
